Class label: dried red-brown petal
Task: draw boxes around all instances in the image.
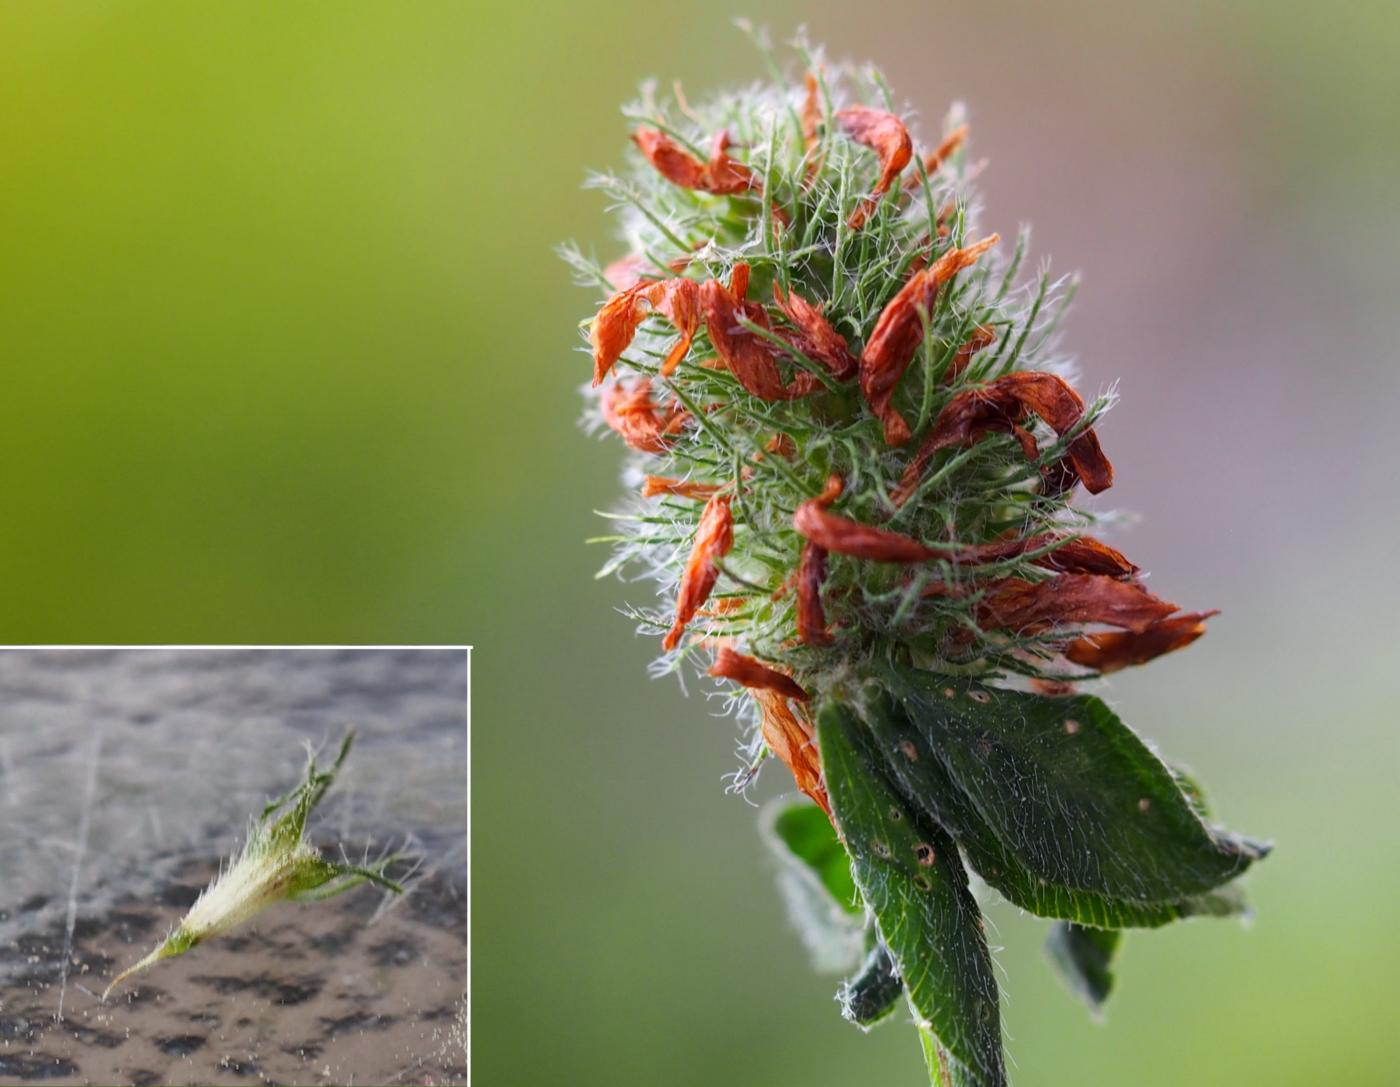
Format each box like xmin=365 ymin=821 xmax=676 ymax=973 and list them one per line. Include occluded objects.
xmin=663 ymin=493 xmax=734 ymax=651
xmin=633 ymin=127 xmax=758 ymax=196
xmin=641 ymin=476 xmax=721 ymax=500
xmin=801 ymin=72 xmax=821 ymax=150
xmin=815 ymin=473 xmax=844 ymax=507
xmin=589 ymin=278 xmax=700 ymax=385
xmin=995 ymin=372 xmax=1113 ymax=493
xmin=695 ymin=596 xmax=746 ymax=618
xmin=1036 ymin=536 xmax=1137 ymax=578
xmin=796 ymin=540 xmax=833 ymax=646
xmin=700 ymin=276 xmax=822 ymax=402
xmin=941 ymin=533 xmax=1136 ymax=578
xmin=605 ymin=250 xmax=699 ymax=291
xmin=701 ymin=129 xmax=757 ymax=195
xmin=903 ymin=123 xmax=969 ymax=191
xmin=709 ymin=646 xmax=810 ymax=701
xmin=764 ymin=433 xmax=797 ymax=458
xmin=979 ymin=575 xmax=1178 ymax=635
xmin=836 ymin=106 xmax=914 ymax=229
xmin=603 ymin=253 xmax=650 ymax=291
xmin=943 ymin=323 xmax=997 ymax=384
xmin=772 ymin=284 xmax=858 ymax=381
xmin=601 ymin=378 xmax=685 ymax=454
xmin=899 ymin=369 xmax=1113 ymax=501
xmin=860 ymin=236 xmax=999 ymax=445
xmin=591 ymin=285 xmax=648 ymax=386
xmin=793 ymin=502 xmax=937 ymax=562
xmin=646 ymin=279 xmax=700 ymax=377
xmin=753 ymin=689 xmax=830 ymax=816
xmin=633 ymin=127 xmax=705 ymax=188
xmin=1064 ymin=611 xmax=1217 ymax=673
xmin=728 ymin=261 xmax=750 ymax=300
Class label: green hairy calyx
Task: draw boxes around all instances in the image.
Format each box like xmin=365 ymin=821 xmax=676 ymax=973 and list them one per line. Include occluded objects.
xmin=567 ymin=27 xmax=1270 ymax=1087
xmin=103 ymin=731 xmax=403 ymax=1000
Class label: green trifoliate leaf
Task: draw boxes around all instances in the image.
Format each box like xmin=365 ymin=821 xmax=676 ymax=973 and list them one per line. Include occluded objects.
xmin=874 ymin=665 xmax=1269 ymax=904
xmin=1045 ymin=923 xmax=1121 ymax=1016
xmin=854 ymin=681 xmax=1251 ymax=928
xmin=838 ymin=940 xmax=904 ymax=1029
xmin=762 ymin=799 xmax=864 ymax=972
xmin=104 ymin=731 xmax=404 ymax=999
xmin=819 ymin=699 xmax=1006 ymax=1087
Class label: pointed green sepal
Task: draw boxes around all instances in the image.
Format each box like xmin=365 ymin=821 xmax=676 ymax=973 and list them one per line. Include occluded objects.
xmin=838 ymin=941 xmax=904 ymax=1029
xmin=1045 ymin=923 xmax=1121 ymax=1016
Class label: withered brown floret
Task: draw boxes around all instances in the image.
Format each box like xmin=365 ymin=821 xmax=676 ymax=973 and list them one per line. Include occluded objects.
xmin=772 ymin=283 xmax=858 ymax=381
xmin=978 ymin=575 xmax=1178 ymax=634
xmin=709 ymin=645 xmax=810 ymax=701
xmin=836 ymin=106 xmax=914 ymax=229
xmin=861 ymin=236 xmax=999 ymax=445
xmin=633 ymin=127 xmax=756 ymax=195
xmin=663 ymin=492 xmax=734 ymax=651
xmin=1065 ymin=611 xmax=1218 ymax=673
xmin=600 ymin=378 xmax=687 ymax=454
xmin=701 ymin=271 xmax=824 ymax=402
xmin=590 ymin=278 xmax=700 ymax=385
xmin=896 ymin=370 xmax=1113 ymax=503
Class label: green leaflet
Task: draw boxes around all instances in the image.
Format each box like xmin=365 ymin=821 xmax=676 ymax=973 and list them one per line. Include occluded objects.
xmin=819 ymin=700 xmax=1006 ymax=1087
xmin=767 ymin=800 xmax=862 ymax=915
xmin=854 ymin=681 xmax=1251 ymax=928
xmin=1046 ymin=923 xmax=1121 ymax=1015
xmin=838 ymin=941 xmax=904 ymax=1028
xmin=872 ymin=666 xmax=1269 ymax=904
xmin=762 ymin=800 xmax=865 ymax=972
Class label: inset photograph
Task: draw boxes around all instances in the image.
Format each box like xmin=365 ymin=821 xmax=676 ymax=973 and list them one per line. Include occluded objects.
xmin=0 ymin=647 xmax=469 ymax=1086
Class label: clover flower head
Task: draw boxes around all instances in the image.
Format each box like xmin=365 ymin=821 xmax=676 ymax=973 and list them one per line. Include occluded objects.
xmin=567 ymin=34 xmax=1212 ymax=804
xmin=566 ymin=30 xmax=1266 ymax=1087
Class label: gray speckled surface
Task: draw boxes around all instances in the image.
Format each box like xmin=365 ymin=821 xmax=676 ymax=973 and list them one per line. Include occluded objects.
xmin=0 ymin=648 xmax=468 ymax=1086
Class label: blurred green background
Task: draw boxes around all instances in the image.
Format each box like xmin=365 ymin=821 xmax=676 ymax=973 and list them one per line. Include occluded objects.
xmin=2 ymin=2 xmax=1398 ymax=1084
